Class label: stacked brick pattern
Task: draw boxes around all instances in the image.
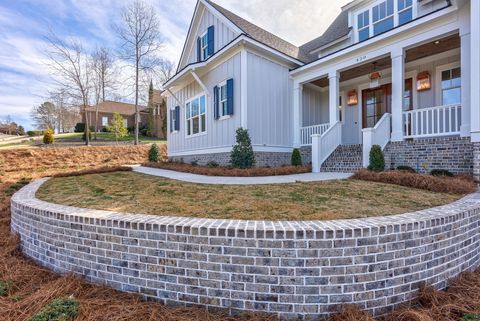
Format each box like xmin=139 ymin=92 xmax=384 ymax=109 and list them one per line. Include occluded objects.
xmin=384 ymin=137 xmax=473 ymax=174
xmin=170 ymin=151 xmax=293 ymax=167
xmin=11 ymin=179 xmax=480 ymax=319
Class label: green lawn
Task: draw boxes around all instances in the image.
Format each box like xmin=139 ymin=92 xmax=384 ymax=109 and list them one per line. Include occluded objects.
xmin=54 ymin=132 xmax=165 ymax=143
xmin=36 ymin=171 xmax=463 ymax=221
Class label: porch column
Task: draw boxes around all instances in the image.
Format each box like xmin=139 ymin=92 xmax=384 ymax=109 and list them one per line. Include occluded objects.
xmin=391 ymin=48 xmax=405 ymax=142
xmin=471 ymin=0 xmax=480 ymax=142
xmin=293 ymin=83 xmax=303 ymax=148
xmin=460 ymin=26 xmax=471 ymax=137
xmin=328 ymin=70 xmax=339 ymax=125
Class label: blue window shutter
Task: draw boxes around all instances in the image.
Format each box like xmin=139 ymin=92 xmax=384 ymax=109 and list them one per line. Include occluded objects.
xmin=197 ymin=37 xmax=201 ymax=61
xmin=174 ymin=106 xmax=180 ymax=131
xmin=213 ymin=85 xmax=219 ymax=120
xmin=226 ymin=78 xmax=234 ymax=115
xmin=207 ymin=26 xmax=214 ymax=57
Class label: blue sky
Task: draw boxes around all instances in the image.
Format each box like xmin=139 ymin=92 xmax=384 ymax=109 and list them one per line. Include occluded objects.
xmin=0 ymin=0 xmax=349 ymax=130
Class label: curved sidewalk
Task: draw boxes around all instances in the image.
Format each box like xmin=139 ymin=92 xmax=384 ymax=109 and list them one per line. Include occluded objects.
xmin=132 ymin=165 xmax=352 ymax=185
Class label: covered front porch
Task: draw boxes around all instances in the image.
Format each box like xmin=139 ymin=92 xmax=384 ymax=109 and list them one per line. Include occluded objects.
xmin=294 ymin=32 xmax=468 ymax=172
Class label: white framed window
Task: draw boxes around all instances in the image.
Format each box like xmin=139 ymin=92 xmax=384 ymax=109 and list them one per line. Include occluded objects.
xmin=357 ymin=10 xmax=370 ymax=42
xmin=185 ymin=94 xmax=207 ymax=136
xmin=440 ymin=66 xmax=461 ymax=105
xmin=217 ymin=81 xmax=228 ymax=118
xmin=102 ymin=116 xmax=108 ymax=126
xmin=398 ymin=0 xmax=413 ymax=25
xmin=200 ymin=31 xmax=209 ymax=61
xmin=123 ymin=119 xmax=128 ymax=128
xmin=372 ymin=0 xmax=394 ymax=36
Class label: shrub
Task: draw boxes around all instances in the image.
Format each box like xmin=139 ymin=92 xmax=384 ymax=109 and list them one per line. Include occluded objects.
xmin=148 ymin=144 xmax=160 ymax=162
xmin=27 ymin=130 xmax=43 ymax=137
xmin=291 ymin=148 xmax=302 ymax=166
xmin=74 ymin=123 xmax=85 ymax=133
xmin=190 ymin=160 xmax=199 ymax=166
xmin=463 ymin=315 xmax=480 ymax=321
xmin=353 ymin=169 xmax=476 ymax=195
xmin=29 ymin=298 xmax=79 ymax=321
xmin=207 ymin=161 xmax=219 ymax=168
xmin=397 ymin=165 xmax=416 ymax=173
xmin=43 ymin=128 xmax=54 ymax=145
xmin=368 ymin=145 xmax=385 ymax=172
xmin=430 ymin=169 xmax=454 ymax=177
xmin=231 ymin=127 xmax=255 ymax=169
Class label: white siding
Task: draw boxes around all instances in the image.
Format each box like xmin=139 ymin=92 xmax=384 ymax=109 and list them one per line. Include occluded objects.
xmin=168 ymin=53 xmax=242 ymax=154
xmin=246 ymin=52 xmax=293 ymax=148
xmin=180 ymin=8 xmax=239 ymax=70
xmin=302 ymin=86 xmax=329 ymax=127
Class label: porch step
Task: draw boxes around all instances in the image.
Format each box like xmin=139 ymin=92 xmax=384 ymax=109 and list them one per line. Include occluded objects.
xmin=321 ymin=144 xmax=363 ymax=173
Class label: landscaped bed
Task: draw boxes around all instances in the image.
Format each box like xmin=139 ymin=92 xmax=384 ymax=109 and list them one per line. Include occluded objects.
xmin=36 ymin=171 xmax=466 ymax=221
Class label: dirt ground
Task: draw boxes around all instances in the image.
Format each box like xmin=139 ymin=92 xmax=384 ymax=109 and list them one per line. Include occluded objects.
xmin=0 ymin=145 xmax=479 ymax=321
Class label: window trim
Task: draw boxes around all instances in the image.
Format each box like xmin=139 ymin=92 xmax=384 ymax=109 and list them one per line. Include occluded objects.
xmin=199 ymin=30 xmax=209 ymax=61
xmin=435 ymin=61 xmax=461 ymax=106
xmin=102 ymin=116 xmax=108 ymax=127
xmin=185 ymin=93 xmax=208 ymax=138
xmin=216 ymin=80 xmax=231 ymax=120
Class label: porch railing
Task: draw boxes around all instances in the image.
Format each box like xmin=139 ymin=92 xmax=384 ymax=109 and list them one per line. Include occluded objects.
xmin=300 ymin=123 xmax=330 ymax=146
xmin=312 ymin=121 xmax=342 ymax=173
xmin=403 ymin=104 xmax=462 ymax=139
xmin=362 ymin=113 xmax=391 ymax=167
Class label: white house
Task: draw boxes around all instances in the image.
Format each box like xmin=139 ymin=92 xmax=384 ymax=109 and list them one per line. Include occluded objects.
xmin=164 ymin=0 xmax=480 ymax=176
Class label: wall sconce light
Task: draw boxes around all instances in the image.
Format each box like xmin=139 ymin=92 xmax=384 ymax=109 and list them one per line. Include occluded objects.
xmin=347 ymin=90 xmax=358 ymax=105
xmin=417 ymin=71 xmax=431 ymax=91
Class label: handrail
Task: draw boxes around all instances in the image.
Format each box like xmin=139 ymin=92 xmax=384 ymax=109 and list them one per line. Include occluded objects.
xmin=403 ymin=104 xmax=461 ymax=139
xmin=362 ymin=113 xmax=391 ymax=167
xmin=311 ymin=121 xmax=342 ymax=173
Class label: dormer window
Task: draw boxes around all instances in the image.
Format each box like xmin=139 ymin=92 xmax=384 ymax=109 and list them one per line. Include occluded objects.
xmin=357 ymin=11 xmax=370 ymax=42
xmin=398 ymin=0 xmax=413 ymax=25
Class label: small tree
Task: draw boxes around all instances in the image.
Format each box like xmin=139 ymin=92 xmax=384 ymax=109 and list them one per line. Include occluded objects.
xmin=368 ymin=145 xmax=385 ymax=172
xmin=107 ymin=113 xmax=128 ymax=144
xmin=43 ymin=128 xmax=54 ymax=145
xmin=291 ymin=148 xmax=302 ymax=166
xmin=148 ymin=143 xmax=160 ymax=162
xmin=231 ymin=128 xmax=255 ymax=169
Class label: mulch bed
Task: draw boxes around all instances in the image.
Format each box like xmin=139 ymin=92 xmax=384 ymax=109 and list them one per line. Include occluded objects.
xmin=143 ymin=162 xmax=312 ymax=177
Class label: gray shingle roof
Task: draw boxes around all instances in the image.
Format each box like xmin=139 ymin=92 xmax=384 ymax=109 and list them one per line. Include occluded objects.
xmin=205 ymin=0 xmax=312 ymax=62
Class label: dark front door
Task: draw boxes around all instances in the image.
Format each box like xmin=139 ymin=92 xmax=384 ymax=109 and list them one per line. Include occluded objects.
xmin=362 ymin=84 xmax=391 ymax=128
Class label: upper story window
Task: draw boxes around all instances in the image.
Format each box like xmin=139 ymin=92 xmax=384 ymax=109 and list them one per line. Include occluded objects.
xmin=199 ymin=32 xmax=209 ymax=61
xmin=372 ymin=0 xmax=394 ymax=36
xmin=186 ymin=95 xmax=206 ymax=136
xmin=197 ymin=26 xmax=214 ymax=62
xmin=355 ymin=0 xmax=414 ymax=43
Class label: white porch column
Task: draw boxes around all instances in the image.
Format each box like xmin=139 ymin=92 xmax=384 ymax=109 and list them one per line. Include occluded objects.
xmin=293 ymin=83 xmax=303 ymax=148
xmin=471 ymin=0 xmax=480 ymax=142
xmin=328 ymin=71 xmax=339 ymax=125
xmin=460 ymin=27 xmax=471 ymax=137
xmin=391 ymin=48 xmax=405 ymax=142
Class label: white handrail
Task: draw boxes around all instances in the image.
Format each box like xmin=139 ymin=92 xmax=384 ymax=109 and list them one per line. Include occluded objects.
xmin=403 ymin=104 xmax=461 ymax=139
xmin=312 ymin=121 xmax=342 ymax=173
xmin=362 ymin=113 xmax=391 ymax=167
xmin=300 ymin=123 xmax=329 ymax=146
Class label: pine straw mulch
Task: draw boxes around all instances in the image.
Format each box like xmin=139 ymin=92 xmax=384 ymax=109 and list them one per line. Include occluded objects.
xmin=0 ymin=145 xmax=479 ymax=320
xmin=143 ymin=162 xmax=312 ymax=177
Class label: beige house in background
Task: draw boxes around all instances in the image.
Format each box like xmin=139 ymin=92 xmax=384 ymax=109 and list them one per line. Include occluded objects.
xmin=82 ymin=101 xmax=149 ymax=131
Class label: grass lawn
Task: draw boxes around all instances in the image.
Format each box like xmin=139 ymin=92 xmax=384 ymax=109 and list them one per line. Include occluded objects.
xmin=36 ymin=171 xmax=463 ymax=221
xmin=54 ymin=132 xmax=165 ymax=143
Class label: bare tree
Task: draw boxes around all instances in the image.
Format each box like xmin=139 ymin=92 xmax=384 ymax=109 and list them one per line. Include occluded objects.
xmin=159 ymin=59 xmax=175 ymax=84
xmin=43 ymin=31 xmax=92 ymax=145
xmin=49 ymin=89 xmax=80 ymax=133
xmin=116 ymin=0 xmax=163 ymax=145
xmin=92 ymin=47 xmax=116 ymax=139
xmin=31 ymin=102 xmax=57 ymax=131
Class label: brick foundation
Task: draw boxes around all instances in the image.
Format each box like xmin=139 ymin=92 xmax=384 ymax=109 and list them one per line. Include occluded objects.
xmin=170 ymin=151 xmax=294 ymax=167
xmin=11 ymin=179 xmax=480 ymax=319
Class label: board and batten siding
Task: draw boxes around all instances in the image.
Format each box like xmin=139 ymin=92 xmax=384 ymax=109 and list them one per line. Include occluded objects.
xmin=302 ymin=86 xmax=329 ymax=127
xmin=168 ymin=53 xmax=241 ymax=155
xmin=181 ymin=8 xmax=239 ymax=70
xmin=246 ymin=52 xmax=293 ymax=148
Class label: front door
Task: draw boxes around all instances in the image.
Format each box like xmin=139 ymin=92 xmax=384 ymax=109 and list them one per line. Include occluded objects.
xmin=362 ymin=84 xmax=391 ymax=128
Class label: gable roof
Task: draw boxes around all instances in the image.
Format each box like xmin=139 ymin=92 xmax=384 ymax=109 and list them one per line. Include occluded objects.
xmin=85 ymin=101 xmax=147 ymax=115
xmin=299 ymin=10 xmax=351 ymax=58
xmin=205 ymin=0 xmax=312 ymax=62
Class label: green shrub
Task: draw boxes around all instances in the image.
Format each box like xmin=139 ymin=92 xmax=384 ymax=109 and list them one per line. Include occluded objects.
xmin=74 ymin=123 xmax=85 ymax=133
xmin=463 ymin=315 xmax=480 ymax=321
xmin=291 ymin=148 xmax=302 ymax=166
xmin=430 ymin=169 xmax=454 ymax=177
xmin=0 ymin=280 xmax=12 ymax=297
xmin=367 ymin=145 xmax=385 ymax=172
xmin=27 ymin=130 xmax=40 ymax=137
xmin=43 ymin=128 xmax=54 ymax=145
xmin=29 ymin=298 xmax=79 ymax=321
xmin=396 ymin=165 xmax=416 ymax=173
xmin=230 ymin=128 xmax=255 ymax=169
xmin=207 ymin=161 xmax=219 ymax=168
xmin=148 ymin=144 xmax=160 ymax=162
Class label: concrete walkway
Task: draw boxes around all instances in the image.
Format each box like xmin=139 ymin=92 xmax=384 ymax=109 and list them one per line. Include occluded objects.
xmin=132 ymin=166 xmax=352 ymax=185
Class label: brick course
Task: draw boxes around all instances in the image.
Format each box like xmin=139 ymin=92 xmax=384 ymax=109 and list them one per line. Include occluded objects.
xmin=170 ymin=151 xmax=293 ymax=167
xmin=11 ymin=179 xmax=480 ymax=319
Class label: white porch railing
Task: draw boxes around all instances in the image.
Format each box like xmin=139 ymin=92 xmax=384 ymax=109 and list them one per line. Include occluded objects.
xmin=300 ymin=123 xmax=330 ymax=146
xmin=312 ymin=121 xmax=342 ymax=173
xmin=403 ymin=104 xmax=462 ymax=139
xmin=362 ymin=113 xmax=391 ymax=167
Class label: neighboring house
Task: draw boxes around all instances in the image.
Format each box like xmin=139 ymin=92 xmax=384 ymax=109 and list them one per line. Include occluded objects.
xmin=82 ymin=101 xmax=149 ymax=132
xmin=150 ymin=89 xmax=168 ymax=139
xmin=164 ymin=0 xmax=480 ymax=176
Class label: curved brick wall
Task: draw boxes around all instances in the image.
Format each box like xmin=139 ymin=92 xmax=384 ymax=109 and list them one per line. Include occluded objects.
xmin=11 ymin=178 xmax=480 ymax=319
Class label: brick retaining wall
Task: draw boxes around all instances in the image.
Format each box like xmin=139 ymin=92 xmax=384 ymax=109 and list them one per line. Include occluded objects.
xmin=11 ymin=179 xmax=480 ymax=319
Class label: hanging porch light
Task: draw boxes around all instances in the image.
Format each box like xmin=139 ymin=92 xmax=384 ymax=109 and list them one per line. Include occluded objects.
xmin=369 ymin=62 xmax=381 ymax=89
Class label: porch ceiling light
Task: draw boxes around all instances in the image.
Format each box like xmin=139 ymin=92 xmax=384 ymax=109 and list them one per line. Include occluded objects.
xmin=369 ymin=62 xmax=381 ymax=88
xmin=417 ymin=71 xmax=431 ymax=91
xmin=347 ymin=90 xmax=358 ymax=105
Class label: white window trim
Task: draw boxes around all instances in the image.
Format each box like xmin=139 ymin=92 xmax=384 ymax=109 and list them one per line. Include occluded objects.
xmin=216 ymin=80 xmax=230 ymax=120
xmin=170 ymin=106 xmax=179 ymax=134
xmin=200 ymin=30 xmax=209 ymax=61
xmin=435 ymin=61 xmax=461 ymax=106
xmin=185 ymin=93 xmax=207 ymax=138
xmin=102 ymin=116 xmax=108 ymax=127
